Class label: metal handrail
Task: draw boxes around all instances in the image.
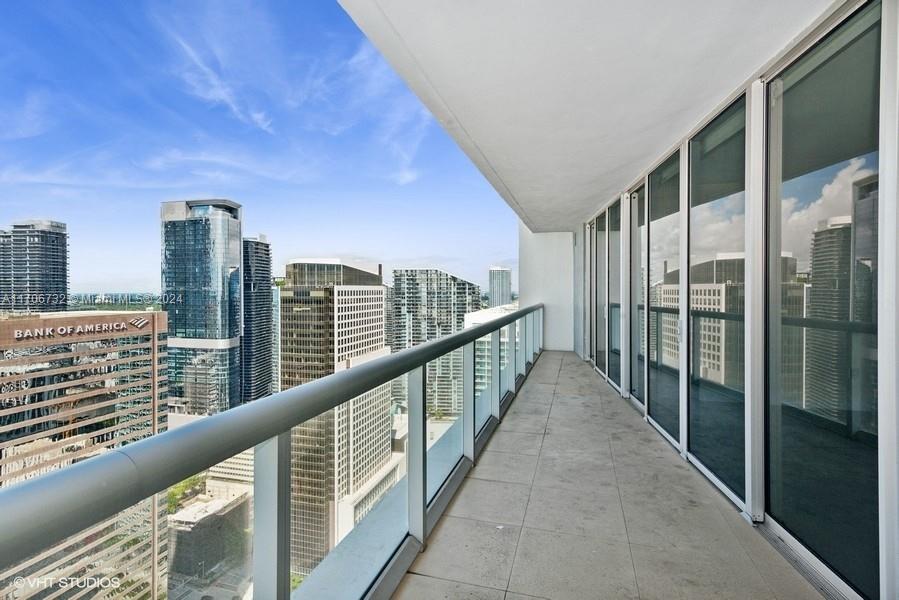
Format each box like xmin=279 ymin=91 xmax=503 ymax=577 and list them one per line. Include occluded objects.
xmin=0 ymin=303 xmax=544 ymax=570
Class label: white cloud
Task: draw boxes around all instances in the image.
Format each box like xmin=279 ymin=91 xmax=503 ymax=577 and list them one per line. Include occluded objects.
xmin=779 ymin=157 xmax=873 ymax=270
xmin=0 ymin=91 xmax=52 ymax=140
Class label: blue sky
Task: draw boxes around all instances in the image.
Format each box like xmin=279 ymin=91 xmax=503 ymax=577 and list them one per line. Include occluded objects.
xmin=0 ymin=0 xmax=519 ymax=292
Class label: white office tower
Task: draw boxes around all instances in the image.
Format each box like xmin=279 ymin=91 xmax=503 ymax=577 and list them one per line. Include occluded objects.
xmin=488 ymin=267 xmax=513 ymax=307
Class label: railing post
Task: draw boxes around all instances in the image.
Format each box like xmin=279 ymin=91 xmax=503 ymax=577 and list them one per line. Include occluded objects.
xmin=462 ymin=342 xmax=475 ymax=461
xmin=253 ymin=432 xmax=291 ymax=600
xmin=518 ymin=317 xmax=527 ymax=375
xmin=527 ymin=312 xmax=535 ymax=364
xmin=538 ymin=307 xmax=544 ymax=351
xmin=508 ymin=320 xmax=518 ymax=393
xmin=490 ymin=330 xmax=501 ymax=418
xmin=408 ymin=366 xmax=427 ymax=548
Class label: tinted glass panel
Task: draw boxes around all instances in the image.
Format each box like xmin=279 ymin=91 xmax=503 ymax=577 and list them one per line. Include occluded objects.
xmin=688 ymin=97 xmax=746 ymax=499
xmin=766 ymin=3 xmax=880 ymax=597
xmin=608 ymin=202 xmax=622 ymax=386
xmin=647 ymin=154 xmax=680 ymax=437
xmin=595 ymin=214 xmax=607 ymax=373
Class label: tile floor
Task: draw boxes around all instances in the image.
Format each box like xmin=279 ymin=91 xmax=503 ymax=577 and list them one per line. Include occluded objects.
xmin=392 ymin=351 xmax=824 ymax=600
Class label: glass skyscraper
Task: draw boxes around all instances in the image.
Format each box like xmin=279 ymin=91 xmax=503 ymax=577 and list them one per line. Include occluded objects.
xmin=161 ymin=200 xmax=242 ymax=415
xmin=241 ymin=235 xmax=273 ymax=404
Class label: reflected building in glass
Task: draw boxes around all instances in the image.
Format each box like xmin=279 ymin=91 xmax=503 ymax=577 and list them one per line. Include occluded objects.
xmin=161 ymin=200 xmax=242 ymax=416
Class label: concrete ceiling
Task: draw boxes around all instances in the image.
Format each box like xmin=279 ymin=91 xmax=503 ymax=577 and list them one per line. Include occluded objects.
xmin=339 ymin=0 xmax=836 ymax=232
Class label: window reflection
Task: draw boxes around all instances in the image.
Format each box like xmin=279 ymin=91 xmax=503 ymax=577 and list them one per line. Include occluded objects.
xmin=608 ymin=202 xmax=622 ymax=386
xmin=688 ymin=98 xmax=746 ymax=498
xmin=767 ymin=3 xmax=880 ymax=597
xmin=648 ymin=154 xmax=680 ymax=438
xmin=595 ymin=214 xmax=607 ymax=374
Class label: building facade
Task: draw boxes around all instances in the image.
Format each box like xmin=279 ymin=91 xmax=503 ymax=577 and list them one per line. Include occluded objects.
xmin=280 ymin=260 xmax=399 ymax=576
xmin=391 ymin=269 xmax=481 ymax=415
xmin=0 ymin=311 xmax=168 ymax=598
xmin=0 ymin=220 xmax=68 ymax=313
xmin=161 ymin=200 xmax=241 ymax=415
xmin=241 ymin=236 xmax=273 ymax=403
xmin=488 ymin=267 xmax=512 ymax=307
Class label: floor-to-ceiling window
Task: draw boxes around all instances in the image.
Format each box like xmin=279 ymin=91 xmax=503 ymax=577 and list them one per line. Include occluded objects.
xmin=767 ymin=3 xmax=880 ymax=597
xmin=630 ymin=187 xmax=646 ymax=402
xmin=586 ymin=221 xmax=594 ymax=363
xmin=647 ymin=154 xmax=680 ymax=438
xmin=608 ymin=201 xmax=622 ymax=386
xmin=688 ymin=98 xmax=746 ymax=498
xmin=595 ymin=214 xmax=607 ymax=374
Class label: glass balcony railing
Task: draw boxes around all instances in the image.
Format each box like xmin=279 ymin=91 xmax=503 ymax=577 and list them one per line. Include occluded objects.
xmin=0 ymin=305 xmax=543 ymax=600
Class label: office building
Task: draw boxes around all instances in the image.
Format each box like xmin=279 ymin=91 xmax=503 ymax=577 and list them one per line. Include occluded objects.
xmin=280 ymin=259 xmax=400 ymax=576
xmin=161 ymin=200 xmax=241 ymax=415
xmin=241 ymin=236 xmax=273 ymax=403
xmin=0 ymin=220 xmax=68 ymax=313
xmin=0 ymin=310 xmax=168 ymax=598
xmin=272 ymin=280 xmax=282 ymax=394
xmin=488 ymin=267 xmax=512 ymax=307
xmin=392 ymin=269 xmax=481 ymax=415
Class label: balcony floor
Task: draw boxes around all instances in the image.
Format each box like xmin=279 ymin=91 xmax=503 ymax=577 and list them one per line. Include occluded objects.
xmin=394 ymin=351 xmax=823 ymax=600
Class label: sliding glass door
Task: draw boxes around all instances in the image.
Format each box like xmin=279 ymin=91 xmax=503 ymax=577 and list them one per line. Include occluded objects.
xmin=688 ymin=98 xmax=746 ymax=498
xmin=629 ymin=187 xmax=646 ymax=402
xmin=767 ymin=2 xmax=881 ymax=597
xmin=608 ymin=201 xmax=622 ymax=387
xmin=595 ymin=214 xmax=607 ymax=374
xmin=647 ymin=155 xmax=680 ymax=437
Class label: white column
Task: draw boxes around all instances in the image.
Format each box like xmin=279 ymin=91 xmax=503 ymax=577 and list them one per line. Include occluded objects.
xmin=878 ymin=0 xmax=899 ymax=596
xmin=678 ymin=143 xmax=689 ymax=455
xmin=744 ymin=79 xmax=767 ymax=522
xmin=621 ymin=192 xmax=632 ymax=398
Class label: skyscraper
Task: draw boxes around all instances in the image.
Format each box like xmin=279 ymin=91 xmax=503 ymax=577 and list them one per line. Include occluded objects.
xmin=241 ymin=235 xmax=273 ymax=404
xmin=805 ymin=216 xmax=853 ymax=424
xmin=0 ymin=311 xmax=169 ymax=598
xmin=488 ymin=267 xmax=512 ymax=307
xmin=271 ymin=278 xmax=282 ymax=395
xmin=0 ymin=220 xmax=68 ymax=313
xmin=392 ymin=269 xmax=481 ymax=415
xmin=161 ymin=200 xmax=242 ymax=415
xmin=280 ymin=259 xmax=400 ymax=576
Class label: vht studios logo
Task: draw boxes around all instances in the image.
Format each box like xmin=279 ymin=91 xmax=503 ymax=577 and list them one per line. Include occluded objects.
xmin=129 ymin=317 xmax=150 ymax=329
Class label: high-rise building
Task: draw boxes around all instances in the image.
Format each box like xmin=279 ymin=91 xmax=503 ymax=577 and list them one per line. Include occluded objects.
xmin=0 ymin=310 xmax=168 ymax=598
xmin=383 ymin=283 xmax=394 ymax=351
xmin=488 ymin=267 xmax=512 ymax=307
xmin=805 ymin=216 xmax=853 ymax=424
xmin=271 ymin=278 xmax=282 ymax=394
xmin=392 ymin=269 xmax=481 ymax=415
xmin=241 ymin=236 xmax=273 ymax=404
xmin=280 ymin=259 xmax=401 ymax=576
xmin=161 ymin=200 xmax=242 ymax=415
xmin=0 ymin=220 xmax=68 ymax=313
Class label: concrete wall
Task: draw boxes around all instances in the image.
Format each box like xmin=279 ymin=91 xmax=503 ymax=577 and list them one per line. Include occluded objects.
xmin=518 ymin=222 xmax=574 ymax=351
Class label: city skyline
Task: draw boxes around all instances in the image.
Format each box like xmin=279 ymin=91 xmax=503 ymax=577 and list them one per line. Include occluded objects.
xmin=0 ymin=1 xmax=518 ymax=293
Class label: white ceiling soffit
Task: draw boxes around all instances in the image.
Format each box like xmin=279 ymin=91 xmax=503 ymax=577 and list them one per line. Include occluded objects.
xmin=339 ymin=0 xmax=837 ymax=232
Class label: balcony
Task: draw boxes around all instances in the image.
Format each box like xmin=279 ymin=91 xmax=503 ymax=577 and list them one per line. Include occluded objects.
xmin=394 ymin=351 xmax=821 ymax=600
